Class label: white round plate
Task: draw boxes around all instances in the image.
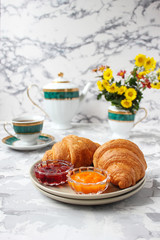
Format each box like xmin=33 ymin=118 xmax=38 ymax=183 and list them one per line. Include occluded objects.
xmin=2 ymin=133 xmax=55 ymax=151
xmin=30 ymin=160 xmax=146 ymax=200
xmin=33 ymin=180 xmax=145 ymax=205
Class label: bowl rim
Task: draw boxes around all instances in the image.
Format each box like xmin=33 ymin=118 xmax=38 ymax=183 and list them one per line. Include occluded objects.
xmin=34 ymin=159 xmax=74 ymax=176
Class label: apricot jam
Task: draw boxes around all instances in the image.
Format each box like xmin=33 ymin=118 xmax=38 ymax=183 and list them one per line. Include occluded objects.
xmin=34 ymin=160 xmax=73 ymax=186
xmin=71 ymin=171 xmax=106 ymax=183
xmin=67 ymin=167 xmax=110 ymax=194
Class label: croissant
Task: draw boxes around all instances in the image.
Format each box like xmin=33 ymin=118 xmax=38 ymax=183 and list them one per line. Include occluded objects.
xmin=42 ymin=135 xmax=100 ymax=168
xmin=93 ymin=139 xmax=147 ymax=189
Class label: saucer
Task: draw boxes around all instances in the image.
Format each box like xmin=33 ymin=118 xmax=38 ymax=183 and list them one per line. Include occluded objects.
xmin=2 ymin=133 xmax=55 ymax=151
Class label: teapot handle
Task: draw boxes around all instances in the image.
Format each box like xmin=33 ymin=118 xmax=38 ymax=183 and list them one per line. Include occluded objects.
xmin=27 ymin=84 xmax=49 ymax=118
xmin=133 ymin=107 xmax=147 ymax=127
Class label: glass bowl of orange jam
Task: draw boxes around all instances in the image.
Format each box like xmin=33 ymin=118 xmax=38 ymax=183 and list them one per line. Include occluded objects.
xmin=67 ymin=167 xmax=110 ymax=195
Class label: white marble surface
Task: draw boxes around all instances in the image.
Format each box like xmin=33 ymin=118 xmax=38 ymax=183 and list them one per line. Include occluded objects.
xmin=0 ymin=121 xmax=160 ymax=240
xmin=1 ymin=0 xmax=160 ymax=123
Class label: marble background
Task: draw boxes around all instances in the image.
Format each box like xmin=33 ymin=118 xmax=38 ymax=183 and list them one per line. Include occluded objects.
xmin=1 ymin=0 xmax=160 ymax=123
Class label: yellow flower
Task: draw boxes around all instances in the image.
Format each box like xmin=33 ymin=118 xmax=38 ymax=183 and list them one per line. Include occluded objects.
xmin=121 ymin=99 xmax=132 ymax=108
xmin=157 ymin=68 xmax=160 ymax=81
xmin=151 ymin=82 xmax=160 ymax=89
xmin=117 ymin=86 xmax=127 ymax=95
xmin=137 ymin=71 xmax=147 ymax=78
xmin=151 ymin=59 xmax=156 ymax=71
xmin=106 ymin=83 xmax=118 ymax=93
xmin=156 ymin=82 xmax=160 ymax=89
xmin=135 ymin=54 xmax=146 ymax=67
xmin=125 ymin=88 xmax=137 ymax=101
xmin=103 ymin=68 xmax=113 ymax=81
xmin=102 ymin=79 xmax=109 ymax=89
xmin=97 ymin=81 xmax=104 ymax=91
xmin=144 ymin=57 xmax=156 ymax=71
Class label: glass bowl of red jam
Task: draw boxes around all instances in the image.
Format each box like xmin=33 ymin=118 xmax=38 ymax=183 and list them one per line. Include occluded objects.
xmin=67 ymin=167 xmax=110 ymax=195
xmin=34 ymin=160 xmax=74 ymax=186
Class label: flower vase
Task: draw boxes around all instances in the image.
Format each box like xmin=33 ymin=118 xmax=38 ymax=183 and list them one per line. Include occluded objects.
xmin=108 ymin=105 xmax=147 ymax=139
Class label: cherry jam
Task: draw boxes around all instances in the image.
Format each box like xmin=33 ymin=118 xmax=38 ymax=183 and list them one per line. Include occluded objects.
xmin=34 ymin=160 xmax=73 ymax=186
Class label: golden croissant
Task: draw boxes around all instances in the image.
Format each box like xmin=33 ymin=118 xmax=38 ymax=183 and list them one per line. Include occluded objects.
xmin=93 ymin=139 xmax=147 ymax=189
xmin=42 ymin=135 xmax=100 ymax=168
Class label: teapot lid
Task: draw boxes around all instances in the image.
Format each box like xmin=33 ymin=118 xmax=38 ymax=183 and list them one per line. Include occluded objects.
xmin=52 ymin=72 xmax=69 ymax=83
xmin=43 ymin=72 xmax=79 ymax=91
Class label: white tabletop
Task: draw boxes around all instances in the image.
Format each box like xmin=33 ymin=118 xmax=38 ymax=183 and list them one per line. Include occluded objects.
xmin=0 ymin=122 xmax=160 ymax=240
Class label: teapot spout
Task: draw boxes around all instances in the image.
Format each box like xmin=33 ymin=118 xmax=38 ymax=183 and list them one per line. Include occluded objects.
xmin=79 ymin=82 xmax=92 ymax=103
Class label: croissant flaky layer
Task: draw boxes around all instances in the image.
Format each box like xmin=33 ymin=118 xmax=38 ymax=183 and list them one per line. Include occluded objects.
xmin=42 ymin=135 xmax=100 ymax=168
xmin=93 ymin=139 xmax=147 ymax=189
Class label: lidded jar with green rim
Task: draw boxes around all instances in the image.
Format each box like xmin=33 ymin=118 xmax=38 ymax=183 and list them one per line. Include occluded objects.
xmin=43 ymin=73 xmax=80 ymax=101
xmin=27 ymin=73 xmax=91 ymax=129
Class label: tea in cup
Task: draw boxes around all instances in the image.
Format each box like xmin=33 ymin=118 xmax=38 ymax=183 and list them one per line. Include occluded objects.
xmin=3 ymin=114 xmax=44 ymax=146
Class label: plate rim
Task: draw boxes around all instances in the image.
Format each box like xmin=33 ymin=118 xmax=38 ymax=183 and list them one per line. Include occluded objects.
xmin=2 ymin=133 xmax=55 ymax=150
xmin=33 ymin=180 xmax=145 ymax=205
xmin=30 ymin=160 xmax=146 ymax=200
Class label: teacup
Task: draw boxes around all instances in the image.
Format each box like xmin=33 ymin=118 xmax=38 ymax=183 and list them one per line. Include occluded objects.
xmin=108 ymin=105 xmax=147 ymax=139
xmin=3 ymin=114 xmax=44 ymax=146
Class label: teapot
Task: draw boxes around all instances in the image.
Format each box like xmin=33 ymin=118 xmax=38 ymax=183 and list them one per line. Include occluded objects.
xmin=27 ymin=73 xmax=91 ymax=129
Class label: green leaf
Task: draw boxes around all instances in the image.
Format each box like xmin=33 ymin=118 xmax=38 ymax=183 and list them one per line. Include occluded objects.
xmin=128 ymin=77 xmax=137 ymax=87
xmin=116 ymin=80 xmax=122 ymax=87
xmin=97 ymin=93 xmax=102 ymax=100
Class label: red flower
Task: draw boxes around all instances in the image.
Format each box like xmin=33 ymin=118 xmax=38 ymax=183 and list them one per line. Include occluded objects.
xmin=117 ymin=70 xmax=126 ymax=79
xmin=98 ymin=65 xmax=106 ymax=72
xmin=141 ymin=79 xmax=151 ymax=89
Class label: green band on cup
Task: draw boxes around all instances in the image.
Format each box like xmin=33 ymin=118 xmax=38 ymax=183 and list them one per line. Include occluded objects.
xmin=13 ymin=123 xmax=43 ymax=134
xmin=108 ymin=112 xmax=135 ymax=121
